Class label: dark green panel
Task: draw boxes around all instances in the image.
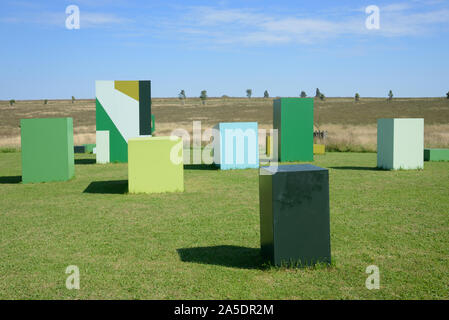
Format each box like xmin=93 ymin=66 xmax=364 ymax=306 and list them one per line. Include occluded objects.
xmin=21 ymin=118 xmax=74 ymax=183
xmin=74 ymin=146 xmax=86 ymax=153
xmin=139 ymin=80 xmax=152 ymax=135
xmin=273 ymin=99 xmax=281 ymax=157
xmin=259 ymin=164 xmax=331 ymax=267
xmin=259 ymin=169 xmax=274 ymax=262
xmin=274 ymin=98 xmax=314 ymax=162
xmin=96 ymin=98 xmax=128 ymax=162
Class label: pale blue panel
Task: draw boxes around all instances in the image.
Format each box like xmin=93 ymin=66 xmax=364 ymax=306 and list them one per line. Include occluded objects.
xmin=214 ymin=122 xmax=259 ymax=170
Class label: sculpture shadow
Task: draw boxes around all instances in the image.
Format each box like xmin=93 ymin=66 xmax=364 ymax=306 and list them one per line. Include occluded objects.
xmin=329 ymin=166 xmax=380 ymax=171
xmin=0 ymin=175 xmax=22 ymax=184
xmin=177 ymin=245 xmax=264 ymax=270
xmin=75 ymin=158 xmax=96 ymax=165
xmin=83 ymin=180 xmax=128 ymax=194
xmin=183 ymin=164 xmax=218 ymax=170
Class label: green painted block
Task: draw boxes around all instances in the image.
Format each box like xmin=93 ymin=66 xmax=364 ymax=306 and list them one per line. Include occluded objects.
xmin=377 ymin=118 xmax=424 ymax=170
xmin=151 ymin=114 xmax=155 ymax=134
xmin=83 ymin=144 xmax=96 ymax=154
xmin=128 ymin=137 xmax=184 ymax=194
xmin=424 ymin=148 xmax=449 ymax=161
xmin=259 ymin=164 xmax=331 ymax=267
xmin=21 ymin=118 xmax=74 ymax=183
xmin=273 ymin=98 xmax=314 ymax=162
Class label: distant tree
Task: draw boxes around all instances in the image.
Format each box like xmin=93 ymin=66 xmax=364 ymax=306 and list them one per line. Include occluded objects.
xmin=178 ymin=90 xmax=186 ymax=105
xmin=300 ymin=91 xmax=307 ymax=98
xmin=71 ymin=96 xmax=75 ymax=104
xmin=388 ymin=90 xmax=393 ymax=101
xmin=315 ymin=88 xmax=321 ymax=98
xmin=9 ymin=99 xmax=15 ymax=107
xmin=222 ymin=94 xmax=229 ymax=101
xmin=178 ymin=90 xmax=186 ymax=99
xmin=319 ymin=93 xmax=325 ymax=101
xmin=200 ymin=90 xmax=208 ymax=105
xmin=355 ymin=93 xmax=360 ymax=102
xmin=246 ymin=89 xmax=252 ymax=99
xmin=446 ymin=91 xmax=449 ymax=99
xmin=264 ymin=90 xmax=269 ymax=98
xmin=44 ymin=99 xmax=48 ymax=105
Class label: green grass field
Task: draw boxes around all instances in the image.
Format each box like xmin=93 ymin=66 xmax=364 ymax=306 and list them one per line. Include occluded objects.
xmin=0 ymin=151 xmax=448 ymax=299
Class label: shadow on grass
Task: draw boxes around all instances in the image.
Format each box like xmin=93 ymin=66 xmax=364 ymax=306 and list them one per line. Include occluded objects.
xmin=183 ymin=164 xmax=218 ymax=170
xmin=177 ymin=245 xmax=263 ymax=270
xmin=75 ymin=158 xmax=96 ymax=165
xmin=329 ymin=166 xmax=380 ymax=171
xmin=0 ymin=176 xmax=22 ymax=184
xmin=83 ymin=180 xmax=128 ymax=194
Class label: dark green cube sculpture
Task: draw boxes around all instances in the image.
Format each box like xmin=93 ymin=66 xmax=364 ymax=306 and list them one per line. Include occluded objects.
xmin=273 ymin=98 xmax=314 ymax=162
xmin=259 ymin=164 xmax=331 ymax=267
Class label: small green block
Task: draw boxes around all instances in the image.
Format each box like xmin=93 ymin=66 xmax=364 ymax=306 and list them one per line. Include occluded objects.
xmin=151 ymin=114 xmax=155 ymax=134
xmin=424 ymin=148 xmax=449 ymax=161
xmin=83 ymin=144 xmax=96 ymax=154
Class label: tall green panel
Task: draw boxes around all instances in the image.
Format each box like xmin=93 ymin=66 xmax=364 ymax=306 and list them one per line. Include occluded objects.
xmin=96 ymin=98 xmax=128 ymax=162
xmin=273 ymin=98 xmax=314 ymax=162
xmin=259 ymin=164 xmax=331 ymax=267
xmin=95 ymin=80 xmax=152 ymax=164
xmin=21 ymin=118 xmax=74 ymax=183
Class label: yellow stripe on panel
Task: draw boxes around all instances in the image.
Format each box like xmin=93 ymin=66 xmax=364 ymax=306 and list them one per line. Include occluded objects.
xmin=114 ymin=81 xmax=139 ymax=101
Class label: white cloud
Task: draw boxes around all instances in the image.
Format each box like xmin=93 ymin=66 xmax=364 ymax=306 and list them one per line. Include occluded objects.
xmin=0 ymin=10 xmax=131 ymax=28
xmin=2 ymin=2 xmax=448 ymax=44
xmin=81 ymin=12 xmax=131 ymax=27
xmin=168 ymin=3 xmax=449 ymax=46
xmin=382 ymin=3 xmax=413 ymax=12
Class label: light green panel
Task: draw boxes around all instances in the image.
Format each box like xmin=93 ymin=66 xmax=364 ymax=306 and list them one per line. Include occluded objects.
xmin=96 ymin=130 xmax=110 ymax=164
xmin=393 ymin=119 xmax=424 ymax=170
xmin=377 ymin=118 xmax=424 ymax=170
xmin=128 ymin=137 xmax=184 ymax=194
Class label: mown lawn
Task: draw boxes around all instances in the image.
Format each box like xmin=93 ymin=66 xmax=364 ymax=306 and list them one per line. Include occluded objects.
xmin=0 ymin=152 xmax=448 ymax=299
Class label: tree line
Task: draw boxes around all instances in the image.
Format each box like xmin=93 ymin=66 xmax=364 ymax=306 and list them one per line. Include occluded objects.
xmin=176 ymin=88 xmax=449 ymax=104
xmin=6 ymin=90 xmax=449 ymax=107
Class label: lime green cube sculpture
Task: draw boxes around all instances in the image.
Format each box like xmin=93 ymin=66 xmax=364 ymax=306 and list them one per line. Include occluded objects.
xmin=21 ymin=118 xmax=74 ymax=183
xmin=128 ymin=136 xmax=184 ymax=194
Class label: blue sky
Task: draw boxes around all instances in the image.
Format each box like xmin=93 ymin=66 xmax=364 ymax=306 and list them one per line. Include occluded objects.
xmin=0 ymin=0 xmax=448 ymax=99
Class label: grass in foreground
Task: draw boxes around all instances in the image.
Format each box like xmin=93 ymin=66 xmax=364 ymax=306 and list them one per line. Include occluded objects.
xmin=0 ymin=152 xmax=448 ymax=299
